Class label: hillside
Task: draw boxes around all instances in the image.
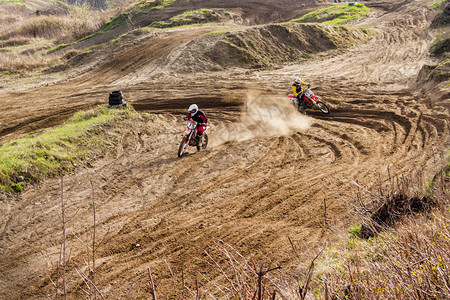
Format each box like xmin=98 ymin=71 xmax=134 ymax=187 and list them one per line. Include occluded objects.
xmin=0 ymin=0 xmax=449 ymax=299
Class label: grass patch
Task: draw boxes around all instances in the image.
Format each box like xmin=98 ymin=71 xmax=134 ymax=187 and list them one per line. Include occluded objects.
xmin=145 ymin=22 xmax=233 ymax=30
xmin=46 ymin=42 xmax=72 ymax=54
xmin=348 ymin=224 xmax=362 ymax=238
xmin=102 ymin=0 xmax=176 ymax=31
xmin=149 ymin=20 xmax=173 ymax=28
xmin=153 ymin=0 xmax=176 ymax=9
xmin=290 ymin=3 xmax=370 ymax=25
xmin=0 ymin=0 xmax=25 ymax=5
xmin=136 ymin=0 xmax=175 ymax=10
xmin=0 ymin=106 xmax=134 ymax=192
xmin=429 ymin=0 xmax=447 ymax=10
xmin=175 ymin=8 xmax=213 ymax=17
xmin=101 ymin=13 xmax=130 ymax=31
xmin=205 ymin=28 xmax=232 ymax=36
xmin=148 ymin=8 xmax=220 ymax=28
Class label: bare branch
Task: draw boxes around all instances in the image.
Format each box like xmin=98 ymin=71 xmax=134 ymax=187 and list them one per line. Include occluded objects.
xmin=60 ymin=177 xmax=67 ymax=300
xmin=196 ymin=279 xmax=200 ymax=300
xmin=75 ymin=266 xmax=106 ymax=300
xmin=75 ymin=267 xmax=92 ymax=294
xmin=147 ymin=267 xmax=157 ymax=300
xmin=71 ymin=231 xmax=93 ymax=251
xmin=164 ymin=258 xmax=173 ymax=277
xmin=91 ymin=180 xmax=97 ymax=300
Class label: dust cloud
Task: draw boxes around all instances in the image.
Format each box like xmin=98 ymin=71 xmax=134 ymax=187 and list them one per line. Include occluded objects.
xmin=210 ymin=90 xmax=311 ymax=147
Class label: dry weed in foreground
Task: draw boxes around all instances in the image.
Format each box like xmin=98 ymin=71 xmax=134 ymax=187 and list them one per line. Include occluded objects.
xmin=312 ymin=170 xmax=449 ymax=299
xmin=315 ymin=210 xmax=450 ymax=299
xmin=175 ymin=239 xmax=325 ymax=300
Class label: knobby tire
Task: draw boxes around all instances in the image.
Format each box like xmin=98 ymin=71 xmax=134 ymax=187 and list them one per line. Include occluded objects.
xmin=178 ymin=136 xmax=188 ymax=157
xmin=317 ymin=102 xmax=330 ymax=114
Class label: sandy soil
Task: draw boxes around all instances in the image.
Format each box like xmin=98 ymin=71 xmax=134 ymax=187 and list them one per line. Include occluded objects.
xmin=0 ymin=0 xmax=449 ymax=299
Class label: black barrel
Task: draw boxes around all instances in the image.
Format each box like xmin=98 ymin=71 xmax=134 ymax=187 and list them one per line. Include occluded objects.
xmin=109 ymin=91 xmax=123 ymax=105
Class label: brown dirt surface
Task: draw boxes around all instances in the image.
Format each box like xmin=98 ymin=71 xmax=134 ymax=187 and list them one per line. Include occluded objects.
xmin=0 ymin=0 xmax=449 ymax=299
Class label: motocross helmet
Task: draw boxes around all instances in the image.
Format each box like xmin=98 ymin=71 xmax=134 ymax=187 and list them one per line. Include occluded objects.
xmin=294 ymin=76 xmax=302 ymax=84
xmin=188 ymin=104 xmax=198 ymax=116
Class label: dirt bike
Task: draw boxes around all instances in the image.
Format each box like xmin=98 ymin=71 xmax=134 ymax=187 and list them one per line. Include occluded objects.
xmin=288 ymin=88 xmax=330 ymax=114
xmin=178 ymin=120 xmax=209 ymax=157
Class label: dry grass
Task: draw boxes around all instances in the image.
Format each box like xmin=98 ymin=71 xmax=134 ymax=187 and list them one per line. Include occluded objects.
xmin=2 ymin=6 xmax=110 ymax=43
xmin=310 ymin=169 xmax=450 ymax=300
xmin=314 ymin=212 xmax=450 ymax=299
xmin=0 ymin=51 xmax=61 ymax=72
xmin=0 ymin=3 xmax=112 ymax=72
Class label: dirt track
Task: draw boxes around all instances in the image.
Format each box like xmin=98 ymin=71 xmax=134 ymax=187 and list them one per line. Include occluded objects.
xmin=0 ymin=0 xmax=449 ymax=299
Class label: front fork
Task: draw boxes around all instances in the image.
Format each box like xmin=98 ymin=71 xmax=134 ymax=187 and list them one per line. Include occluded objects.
xmin=186 ymin=129 xmax=198 ymax=146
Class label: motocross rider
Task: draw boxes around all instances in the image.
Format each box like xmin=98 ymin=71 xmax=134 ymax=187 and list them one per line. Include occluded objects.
xmin=292 ymin=76 xmax=311 ymax=108
xmin=184 ymin=104 xmax=208 ymax=144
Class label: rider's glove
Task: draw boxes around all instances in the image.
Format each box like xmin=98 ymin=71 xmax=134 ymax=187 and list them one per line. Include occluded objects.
xmin=183 ymin=116 xmax=189 ymax=121
xmin=307 ymin=84 xmax=311 ymax=88
xmin=198 ymin=122 xmax=206 ymax=126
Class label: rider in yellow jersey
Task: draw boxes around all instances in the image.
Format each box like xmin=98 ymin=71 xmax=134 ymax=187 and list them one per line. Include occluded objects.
xmin=292 ymin=76 xmax=311 ymax=108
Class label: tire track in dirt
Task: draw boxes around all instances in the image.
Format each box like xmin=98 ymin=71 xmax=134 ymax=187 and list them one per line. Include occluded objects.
xmin=0 ymin=104 xmax=92 ymax=143
xmin=1 ymin=96 xmax=448 ymax=299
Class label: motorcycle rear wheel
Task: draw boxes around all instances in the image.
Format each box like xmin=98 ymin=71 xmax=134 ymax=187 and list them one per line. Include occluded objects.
xmin=178 ymin=136 xmax=188 ymax=157
xmin=297 ymin=105 xmax=306 ymax=114
xmin=317 ymin=102 xmax=330 ymax=114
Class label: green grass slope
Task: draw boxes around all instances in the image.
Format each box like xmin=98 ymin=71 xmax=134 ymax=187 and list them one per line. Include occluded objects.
xmin=0 ymin=107 xmax=136 ymax=192
xmin=290 ymin=3 xmax=370 ymax=25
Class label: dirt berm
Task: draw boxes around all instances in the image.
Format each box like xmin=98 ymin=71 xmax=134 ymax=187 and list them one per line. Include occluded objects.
xmin=173 ymin=23 xmax=374 ymax=71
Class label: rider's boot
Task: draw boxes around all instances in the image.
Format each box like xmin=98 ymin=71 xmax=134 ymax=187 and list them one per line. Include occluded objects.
xmin=297 ymin=99 xmax=307 ymax=114
xmin=302 ymin=98 xmax=309 ymax=108
xmin=196 ymin=134 xmax=202 ymax=146
xmin=299 ymin=106 xmax=306 ymax=114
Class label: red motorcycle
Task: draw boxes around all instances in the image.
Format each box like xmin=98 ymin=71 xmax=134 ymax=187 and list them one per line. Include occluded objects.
xmin=178 ymin=120 xmax=209 ymax=157
xmin=288 ymin=88 xmax=330 ymax=114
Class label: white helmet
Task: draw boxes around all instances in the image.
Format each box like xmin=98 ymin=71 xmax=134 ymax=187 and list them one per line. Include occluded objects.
xmin=294 ymin=76 xmax=302 ymax=84
xmin=188 ymin=104 xmax=198 ymax=115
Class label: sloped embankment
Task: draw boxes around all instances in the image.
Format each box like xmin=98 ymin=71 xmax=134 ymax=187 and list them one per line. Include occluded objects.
xmin=173 ymin=22 xmax=374 ymax=72
xmin=415 ymin=7 xmax=449 ymax=110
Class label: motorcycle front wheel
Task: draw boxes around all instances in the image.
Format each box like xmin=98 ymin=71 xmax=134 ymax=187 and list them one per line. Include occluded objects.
xmin=178 ymin=136 xmax=188 ymax=157
xmin=317 ymin=102 xmax=330 ymax=114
